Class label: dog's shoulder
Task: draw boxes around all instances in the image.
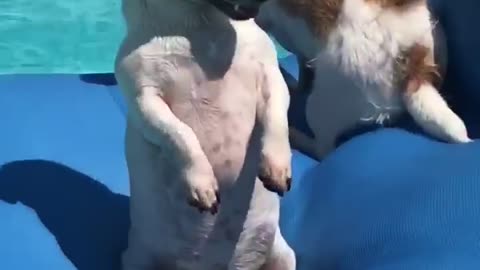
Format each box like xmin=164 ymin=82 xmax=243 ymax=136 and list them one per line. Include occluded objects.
xmin=115 ymin=34 xmax=191 ymax=76
xmin=232 ymin=20 xmax=278 ymax=64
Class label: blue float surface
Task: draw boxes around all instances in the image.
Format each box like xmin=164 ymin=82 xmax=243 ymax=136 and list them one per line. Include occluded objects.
xmin=0 ymin=71 xmax=321 ymax=270
xmin=2 ymin=65 xmax=480 ymax=270
xmin=0 ymin=62 xmax=480 ymax=270
xmin=1 ymin=1 xmax=480 ymax=267
xmin=0 ymin=74 xmax=129 ymax=270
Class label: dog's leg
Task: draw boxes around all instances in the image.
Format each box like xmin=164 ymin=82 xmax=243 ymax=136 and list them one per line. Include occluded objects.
xmin=228 ymin=218 xmax=278 ymax=270
xmin=257 ymin=57 xmax=292 ymax=195
xmin=121 ymin=225 xmax=179 ymax=270
xmin=124 ymin=85 xmax=221 ymax=213
xmin=261 ymin=227 xmax=295 ymax=270
xmin=122 ymin=238 xmax=178 ymax=270
xmin=404 ymin=83 xmax=471 ymax=143
xmin=402 ymin=38 xmax=471 ymax=143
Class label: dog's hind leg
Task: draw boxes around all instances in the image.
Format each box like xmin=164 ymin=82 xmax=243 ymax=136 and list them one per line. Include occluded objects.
xmin=260 ymin=227 xmax=295 ymax=270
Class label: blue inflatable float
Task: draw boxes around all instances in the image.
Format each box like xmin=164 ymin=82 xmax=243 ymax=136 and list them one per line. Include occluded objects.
xmin=0 ymin=1 xmax=479 ymax=269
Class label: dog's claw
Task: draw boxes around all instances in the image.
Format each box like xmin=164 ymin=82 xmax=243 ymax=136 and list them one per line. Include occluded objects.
xmin=262 ymin=181 xmax=285 ymax=197
xmin=210 ymin=201 xmax=219 ymax=215
xmin=187 ymin=191 xmax=220 ymax=215
xmin=286 ymin=177 xmax=292 ymax=191
xmin=216 ymin=191 xmax=221 ymax=204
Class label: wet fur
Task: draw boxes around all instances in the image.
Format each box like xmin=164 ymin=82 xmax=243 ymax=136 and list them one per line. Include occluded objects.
xmin=115 ymin=0 xmax=295 ymax=269
xmin=257 ymin=0 xmax=471 ymax=159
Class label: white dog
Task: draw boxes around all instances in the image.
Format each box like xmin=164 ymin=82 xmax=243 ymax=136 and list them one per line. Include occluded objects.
xmin=257 ymin=0 xmax=472 ymax=159
xmin=115 ymin=0 xmax=295 ymax=269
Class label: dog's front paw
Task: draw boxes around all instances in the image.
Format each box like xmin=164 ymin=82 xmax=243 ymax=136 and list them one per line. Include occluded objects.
xmin=445 ymin=121 xmax=472 ymax=143
xmin=258 ymin=149 xmax=292 ymax=196
xmin=185 ymin=161 xmax=220 ymax=215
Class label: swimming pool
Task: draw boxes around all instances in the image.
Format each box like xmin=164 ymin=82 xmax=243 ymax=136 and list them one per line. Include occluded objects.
xmin=0 ymin=0 xmax=290 ymax=74
xmin=0 ymin=0 xmax=124 ymax=74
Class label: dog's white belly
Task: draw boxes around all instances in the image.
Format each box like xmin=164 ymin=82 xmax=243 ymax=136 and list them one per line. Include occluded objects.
xmin=307 ymin=11 xmax=410 ymax=157
xmin=316 ymin=0 xmax=437 ymax=117
xmin=118 ymin=21 xmax=282 ymax=268
xmin=308 ymin=28 xmax=404 ymax=141
xmin=324 ymin=23 xmax=403 ymax=111
xmin=125 ymin=124 xmax=279 ymax=269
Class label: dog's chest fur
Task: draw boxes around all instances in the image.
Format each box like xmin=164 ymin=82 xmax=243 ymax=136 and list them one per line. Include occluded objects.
xmin=264 ymin=0 xmax=433 ymax=115
xmin=321 ymin=0 xmax=433 ymax=110
xmin=118 ymin=21 xmax=267 ymax=180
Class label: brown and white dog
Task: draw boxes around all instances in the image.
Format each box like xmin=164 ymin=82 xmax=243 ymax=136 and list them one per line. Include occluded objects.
xmin=115 ymin=0 xmax=295 ymax=269
xmin=256 ymin=0 xmax=472 ymax=159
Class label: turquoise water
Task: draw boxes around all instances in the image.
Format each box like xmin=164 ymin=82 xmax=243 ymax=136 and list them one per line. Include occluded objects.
xmin=269 ymin=35 xmax=291 ymax=60
xmin=0 ymin=0 xmax=124 ymax=74
xmin=0 ymin=0 xmax=290 ymax=74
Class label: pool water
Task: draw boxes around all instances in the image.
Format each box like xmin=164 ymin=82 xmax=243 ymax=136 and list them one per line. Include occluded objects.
xmin=0 ymin=0 xmax=124 ymax=74
xmin=0 ymin=0 xmax=290 ymax=74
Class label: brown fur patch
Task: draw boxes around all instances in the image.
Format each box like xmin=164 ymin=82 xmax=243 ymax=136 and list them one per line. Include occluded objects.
xmin=397 ymin=43 xmax=441 ymax=94
xmin=278 ymin=0 xmax=343 ymax=39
